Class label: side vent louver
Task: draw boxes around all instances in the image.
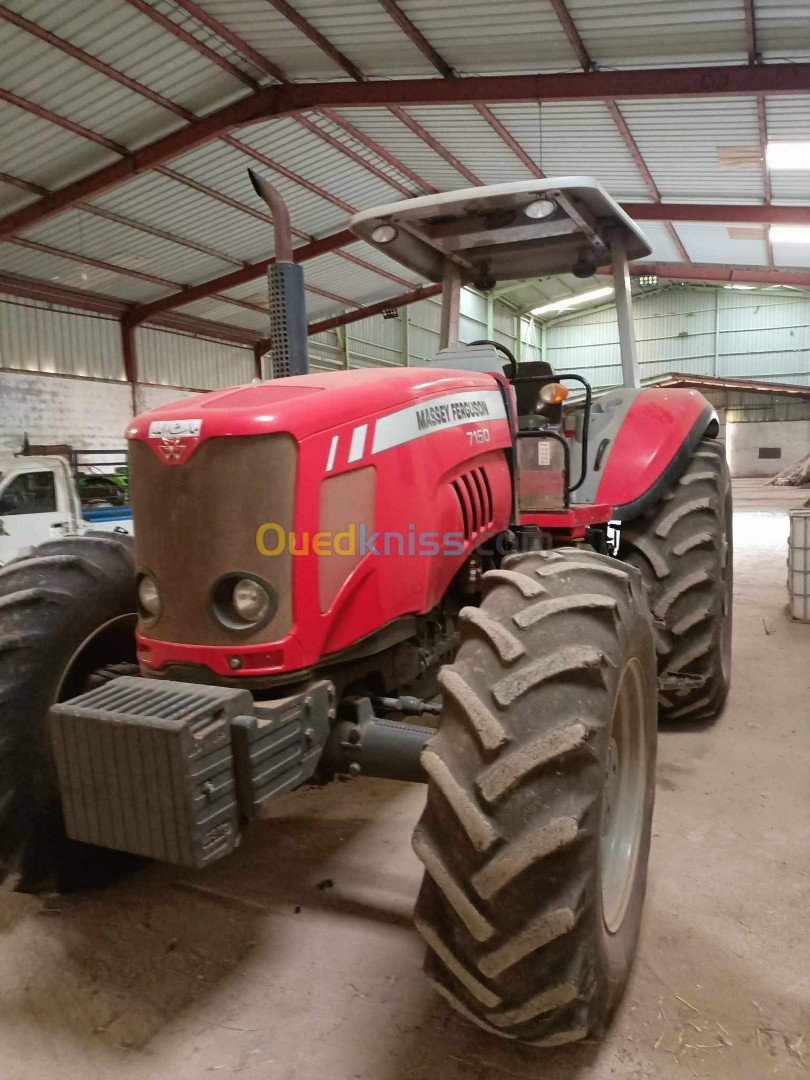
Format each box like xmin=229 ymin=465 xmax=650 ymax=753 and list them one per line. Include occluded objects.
xmin=451 ymin=467 xmax=493 ymax=541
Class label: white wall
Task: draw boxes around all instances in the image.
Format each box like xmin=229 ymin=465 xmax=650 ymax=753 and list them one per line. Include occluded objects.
xmin=0 ymin=370 xmax=199 ymax=452
xmin=726 ymin=419 xmax=810 ymax=478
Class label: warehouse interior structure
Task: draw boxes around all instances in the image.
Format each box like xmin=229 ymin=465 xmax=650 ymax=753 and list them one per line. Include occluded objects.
xmin=0 ymin=2 xmax=809 ymax=1079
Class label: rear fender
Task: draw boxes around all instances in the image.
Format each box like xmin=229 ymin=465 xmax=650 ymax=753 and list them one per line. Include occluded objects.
xmin=574 ymin=387 xmax=717 ymax=521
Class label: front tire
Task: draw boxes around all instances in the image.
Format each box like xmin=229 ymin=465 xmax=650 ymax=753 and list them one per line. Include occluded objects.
xmin=0 ymin=534 xmax=137 ymax=892
xmin=413 ymin=548 xmax=657 ymax=1045
xmin=619 ymin=438 xmax=733 ymax=722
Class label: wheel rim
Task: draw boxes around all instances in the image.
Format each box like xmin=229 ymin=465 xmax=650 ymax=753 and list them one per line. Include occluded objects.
xmin=601 ymin=657 xmax=647 ymax=934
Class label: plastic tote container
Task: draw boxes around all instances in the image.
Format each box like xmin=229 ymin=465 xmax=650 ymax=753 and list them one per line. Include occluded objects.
xmin=788 ymin=509 xmax=810 ymax=622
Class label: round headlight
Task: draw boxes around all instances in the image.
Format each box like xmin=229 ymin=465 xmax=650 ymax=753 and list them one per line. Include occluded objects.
xmin=232 ymin=577 xmax=271 ymax=624
xmin=370 ymin=223 xmax=398 ymax=244
xmin=138 ymin=574 xmax=160 ymax=617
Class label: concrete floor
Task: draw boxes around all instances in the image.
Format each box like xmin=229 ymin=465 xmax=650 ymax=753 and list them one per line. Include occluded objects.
xmin=1 ymin=479 xmax=808 ymax=1080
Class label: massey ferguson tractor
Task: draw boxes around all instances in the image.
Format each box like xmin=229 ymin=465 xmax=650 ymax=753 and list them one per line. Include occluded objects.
xmin=0 ymin=175 xmax=732 ymax=1047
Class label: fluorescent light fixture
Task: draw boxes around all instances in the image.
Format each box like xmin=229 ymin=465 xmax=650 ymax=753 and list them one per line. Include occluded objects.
xmin=531 ymin=286 xmax=614 ymax=317
xmin=770 ymin=225 xmax=810 ymax=244
xmin=766 ymin=142 xmax=810 ymax=170
xmin=723 ymin=283 xmax=756 ymax=290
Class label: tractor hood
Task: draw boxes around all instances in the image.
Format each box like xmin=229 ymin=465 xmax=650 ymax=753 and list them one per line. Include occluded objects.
xmin=126 ymin=368 xmax=503 ymax=460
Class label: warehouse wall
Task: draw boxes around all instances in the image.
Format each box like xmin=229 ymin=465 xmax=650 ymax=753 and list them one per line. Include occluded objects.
xmin=726 ymin=419 xmax=810 ymax=478
xmin=542 ymin=286 xmax=810 ymax=388
xmin=2 ymin=286 xmax=808 ymax=452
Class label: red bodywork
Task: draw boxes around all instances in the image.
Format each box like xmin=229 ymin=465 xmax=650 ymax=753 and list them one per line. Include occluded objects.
xmin=127 ymin=372 xmax=713 ymax=680
xmin=128 ymin=369 xmax=513 ymax=678
xmin=592 ymin=388 xmax=714 ymax=512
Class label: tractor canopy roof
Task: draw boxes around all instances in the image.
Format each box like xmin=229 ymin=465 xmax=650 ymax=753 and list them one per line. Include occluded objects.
xmin=349 ymin=177 xmax=651 ymax=289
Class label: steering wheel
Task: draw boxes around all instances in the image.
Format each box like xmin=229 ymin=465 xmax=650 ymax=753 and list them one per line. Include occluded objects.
xmin=467 ymin=339 xmax=518 ymax=379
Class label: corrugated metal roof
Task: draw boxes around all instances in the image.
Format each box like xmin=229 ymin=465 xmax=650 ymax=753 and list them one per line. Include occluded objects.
xmin=330 ymin=108 xmax=475 ymax=189
xmin=394 ymin=0 xmax=577 ymax=74
xmin=7 ymin=0 xmax=253 ymax=110
xmin=563 ymin=0 xmax=750 ymax=67
xmin=0 ymin=241 xmax=166 ymax=302
xmin=766 ymin=95 xmax=810 ymax=205
xmin=26 ymin=208 xmax=235 ymax=285
xmin=619 ymin=97 xmax=765 ymax=201
xmin=674 ymin=222 xmax=769 ymax=266
xmin=489 ymin=102 xmax=653 ymax=200
xmin=0 ymin=0 xmax=807 ymax=357
xmin=268 ymin=0 xmax=436 ymax=78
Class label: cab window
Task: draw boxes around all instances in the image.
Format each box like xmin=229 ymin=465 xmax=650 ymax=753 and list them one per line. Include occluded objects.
xmin=0 ymin=471 xmax=57 ymax=515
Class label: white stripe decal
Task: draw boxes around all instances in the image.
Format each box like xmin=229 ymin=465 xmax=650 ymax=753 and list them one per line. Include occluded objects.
xmin=371 ymin=390 xmax=507 ymax=456
xmin=325 ymin=434 xmax=339 ymax=472
xmin=348 ymin=423 xmax=368 ymax=463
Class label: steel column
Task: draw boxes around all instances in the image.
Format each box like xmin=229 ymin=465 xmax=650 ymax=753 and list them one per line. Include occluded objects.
xmin=610 ymin=238 xmax=640 ymax=388
xmin=439 ymin=261 xmax=462 ymax=349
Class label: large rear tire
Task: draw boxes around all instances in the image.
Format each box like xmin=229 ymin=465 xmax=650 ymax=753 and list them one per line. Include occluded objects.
xmin=413 ymin=548 xmax=657 ymax=1045
xmin=0 ymin=533 xmax=138 ymax=893
xmin=619 ymin=438 xmax=732 ymax=723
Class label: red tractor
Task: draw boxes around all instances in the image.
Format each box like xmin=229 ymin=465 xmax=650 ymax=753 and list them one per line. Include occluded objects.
xmin=0 ymin=176 xmax=732 ymax=1047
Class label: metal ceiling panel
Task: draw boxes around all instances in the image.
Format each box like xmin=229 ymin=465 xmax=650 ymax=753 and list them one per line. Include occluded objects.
xmin=237 ymin=116 xmax=411 ymax=209
xmin=0 ymin=100 xmax=119 ymax=192
xmin=301 ymin=110 xmax=423 ymax=196
xmin=1 ymin=20 xmax=181 ymax=150
xmin=89 ymin=170 xmax=272 ymax=263
xmin=563 ymin=0 xmax=749 ymax=66
xmin=634 ymin=221 xmax=683 ymax=263
xmin=755 ymin=0 xmax=810 ymax=62
xmin=24 ymin=210 xmax=234 ymax=285
xmin=489 ymin=102 xmax=651 ymax=200
xmin=0 ymin=242 xmax=166 ymax=302
xmin=393 ymin=0 xmax=578 ymax=74
xmin=619 ymin=97 xmax=765 ymax=201
xmin=0 ymin=179 xmax=35 ymax=216
xmin=330 ymin=108 xmax=474 ymax=190
xmin=4 ymin=0 xmax=251 ymax=117
xmin=267 ymin=0 xmax=436 ymax=77
xmin=765 ymin=96 xmax=810 ymax=205
xmin=674 ymin=222 xmax=769 ymax=266
xmin=402 ymin=106 xmax=533 ymax=185
xmin=169 ymin=136 xmax=348 ymax=239
xmin=199 ymin=0 xmax=347 ymax=79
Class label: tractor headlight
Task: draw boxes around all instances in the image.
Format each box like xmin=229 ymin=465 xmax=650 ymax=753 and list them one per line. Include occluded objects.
xmin=232 ymin=578 xmax=271 ymax=623
xmin=137 ymin=573 xmax=160 ymax=619
xmin=210 ymin=573 xmax=277 ymax=633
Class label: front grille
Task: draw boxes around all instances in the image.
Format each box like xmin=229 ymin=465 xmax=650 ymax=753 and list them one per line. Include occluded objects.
xmin=129 ymin=434 xmax=296 ymax=646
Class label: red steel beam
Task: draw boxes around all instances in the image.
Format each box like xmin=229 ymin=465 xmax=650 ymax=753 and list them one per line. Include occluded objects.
xmin=0 ymin=271 xmax=263 ymax=345
xmin=168 ymin=0 xmax=285 ymax=82
xmin=295 ymin=113 xmax=414 ymax=197
xmin=623 ymin=203 xmax=810 ymax=226
xmin=263 ymin=0 xmax=364 ymax=81
xmin=549 ymin=0 xmax=593 ymax=71
xmin=743 ymin=0 xmax=759 ymax=63
xmin=319 ymin=108 xmax=436 ymax=193
xmin=377 ymin=0 xmax=454 ymax=77
xmin=0 ymin=4 xmax=193 ymax=121
xmin=3 ymin=62 xmax=809 ymax=243
xmin=0 ymin=87 xmax=128 ymax=155
xmin=222 ymin=134 xmax=356 ymax=214
xmin=123 ymin=0 xmax=257 ymax=89
xmin=388 ymin=105 xmax=482 ymax=184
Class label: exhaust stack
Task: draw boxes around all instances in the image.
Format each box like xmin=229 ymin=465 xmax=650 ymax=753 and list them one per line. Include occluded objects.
xmin=248 ymin=168 xmax=309 ymax=379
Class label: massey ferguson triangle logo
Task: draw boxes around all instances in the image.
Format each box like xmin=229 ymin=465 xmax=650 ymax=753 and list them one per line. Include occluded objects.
xmin=159 ymin=436 xmax=184 ymax=461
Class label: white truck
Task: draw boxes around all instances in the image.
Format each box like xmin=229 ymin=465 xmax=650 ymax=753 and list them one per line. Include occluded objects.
xmin=0 ymin=449 xmax=133 ymax=565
